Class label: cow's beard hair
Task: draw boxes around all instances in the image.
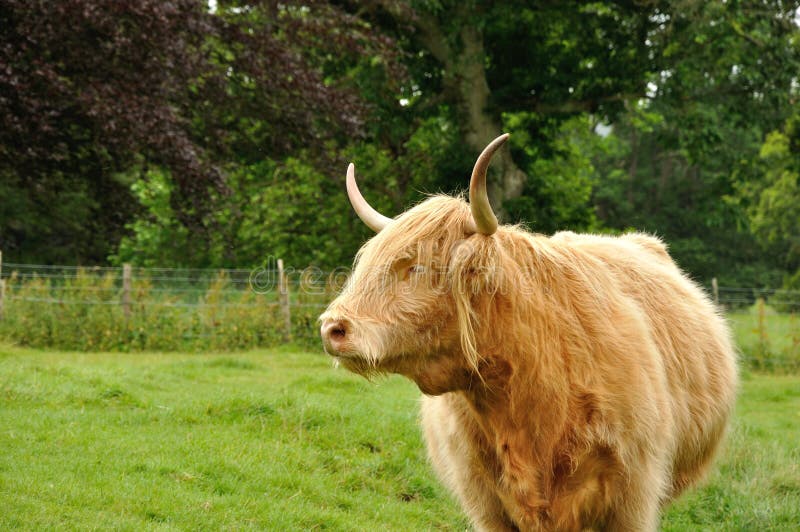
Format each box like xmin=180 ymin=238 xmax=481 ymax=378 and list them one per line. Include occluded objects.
xmin=333 ymin=355 xmax=382 ymax=379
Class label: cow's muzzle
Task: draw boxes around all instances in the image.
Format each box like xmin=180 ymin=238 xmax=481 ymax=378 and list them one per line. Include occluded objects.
xmin=320 ymin=318 xmax=351 ymax=355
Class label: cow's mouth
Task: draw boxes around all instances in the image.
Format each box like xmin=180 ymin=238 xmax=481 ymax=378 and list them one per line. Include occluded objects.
xmin=332 ymin=352 xmax=382 ymax=378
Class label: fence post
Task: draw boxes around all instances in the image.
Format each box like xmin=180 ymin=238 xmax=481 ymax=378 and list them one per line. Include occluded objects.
xmin=0 ymin=250 xmax=4 ymax=320
xmin=277 ymin=259 xmax=291 ymax=342
xmin=122 ymin=263 xmax=132 ymax=318
xmin=711 ymin=277 xmax=719 ymax=306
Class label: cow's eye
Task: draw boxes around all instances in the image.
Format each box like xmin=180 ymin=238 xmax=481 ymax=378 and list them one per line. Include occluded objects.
xmin=408 ymin=264 xmax=425 ymax=275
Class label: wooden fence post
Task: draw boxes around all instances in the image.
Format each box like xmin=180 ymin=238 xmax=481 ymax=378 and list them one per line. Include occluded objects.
xmin=711 ymin=277 xmax=719 ymax=306
xmin=122 ymin=263 xmax=132 ymax=318
xmin=277 ymin=259 xmax=291 ymax=342
xmin=0 ymin=250 xmax=4 ymax=320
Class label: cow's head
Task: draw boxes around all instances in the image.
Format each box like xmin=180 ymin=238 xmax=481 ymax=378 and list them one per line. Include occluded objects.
xmin=320 ymin=135 xmax=510 ymax=393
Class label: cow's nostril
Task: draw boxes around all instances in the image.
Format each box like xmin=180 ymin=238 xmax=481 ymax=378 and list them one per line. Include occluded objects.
xmin=321 ymin=319 xmax=350 ymax=349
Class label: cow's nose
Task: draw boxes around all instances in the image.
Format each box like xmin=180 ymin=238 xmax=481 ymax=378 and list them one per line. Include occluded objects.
xmin=321 ymin=318 xmax=349 ymax=353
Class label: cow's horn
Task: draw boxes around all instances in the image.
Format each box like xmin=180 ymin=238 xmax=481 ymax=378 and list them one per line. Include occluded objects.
xmin=467 ymin=134 xmax=507 ymax=235
xmin=346 ymin=163 xmax=392 ymax=232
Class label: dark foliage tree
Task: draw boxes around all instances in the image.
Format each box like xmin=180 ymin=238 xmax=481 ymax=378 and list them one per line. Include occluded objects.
xmin=0 ymin=0 xmax=396 ymax=263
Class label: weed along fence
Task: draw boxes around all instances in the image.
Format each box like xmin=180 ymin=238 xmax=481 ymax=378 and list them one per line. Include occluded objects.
xmin=0 ymin=258 xmax=339 ymax=352
xmin=708 ymin=277 xmax=800 ymax=372
xmin=0 ymin=258 xmax=798 ymax=370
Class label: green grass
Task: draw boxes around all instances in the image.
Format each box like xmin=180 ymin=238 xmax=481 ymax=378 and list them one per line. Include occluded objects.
xmin=1 ymin=346 xmax=798 ymax=530
xmin=662 ymin=371 xmax=800 ymax=530
xmin=0 ymin=345 xmax=466 ymax=530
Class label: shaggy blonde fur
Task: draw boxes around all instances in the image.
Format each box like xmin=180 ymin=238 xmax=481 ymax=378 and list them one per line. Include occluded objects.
xmin=321 ymin=195 xmax=738 ymax=531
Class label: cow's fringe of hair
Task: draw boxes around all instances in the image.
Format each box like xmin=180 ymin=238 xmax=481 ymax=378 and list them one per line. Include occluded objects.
xmin=451 ymin=265 xmax=483 ymax=377
xmin=345 ymin=195 xmax=491 ymax=371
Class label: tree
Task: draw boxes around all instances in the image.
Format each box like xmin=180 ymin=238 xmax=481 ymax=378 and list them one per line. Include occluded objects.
xmin=1 ymin=1 xmax=218 ymax=263
xmin=591 ymin=0 xmax=800 ymax=286
xmin=744 ymin=115 xmax=800 ymax=274
xmin=0 ymin=0 xmax=395 ymax=263
xmin=117 ymin=0 xmax=799 ymax=278
xmin=5 ymin=0 xmax=799 ymax=285
xmin=354 ymin=0 xmax=660 ymax=219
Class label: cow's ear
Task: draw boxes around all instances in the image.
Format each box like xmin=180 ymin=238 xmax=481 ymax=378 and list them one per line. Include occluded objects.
xmin=448 ymin=237 xmax=498 ymax=293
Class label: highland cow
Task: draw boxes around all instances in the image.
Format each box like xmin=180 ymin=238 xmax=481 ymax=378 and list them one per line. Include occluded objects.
xmin=320 ymin=134 xmax=738 ymax=531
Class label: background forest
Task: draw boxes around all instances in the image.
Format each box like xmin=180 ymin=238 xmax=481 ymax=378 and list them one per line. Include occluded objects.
xmin=2 ymin=0 xmax=799 ymax=291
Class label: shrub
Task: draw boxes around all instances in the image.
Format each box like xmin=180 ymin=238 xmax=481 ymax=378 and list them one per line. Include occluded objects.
xmin=0 ymin=267 xmax=328 ymax=352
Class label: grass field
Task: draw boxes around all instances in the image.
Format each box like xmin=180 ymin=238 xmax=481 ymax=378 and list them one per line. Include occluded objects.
xmin=1 ymin=346 xmax=798 ymax=530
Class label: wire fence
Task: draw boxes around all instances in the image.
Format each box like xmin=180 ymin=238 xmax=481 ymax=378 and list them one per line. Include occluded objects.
xmin=6 ymin=264 xmax=800 ymax=312
xmin=715 ymin=285 xmax=800 ymax=310
xmin=0 ymin=262 xmax=340 ymax=308
xmin=703 ymin=281 xmax=800 ymax=372
xmin=0 ymin=261 xmax=341 ymax=351
xmin=0 ymin=261 xmax=797 ymax=371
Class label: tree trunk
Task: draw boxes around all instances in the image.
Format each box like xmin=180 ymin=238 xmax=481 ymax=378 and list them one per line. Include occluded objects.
xmin=449 ymin=26 xmax=527 ymax=216
xmin=376 ymin=1 xmax=527 ymax=218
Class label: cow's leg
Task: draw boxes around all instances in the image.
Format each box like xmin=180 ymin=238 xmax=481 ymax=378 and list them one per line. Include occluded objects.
xmin=604 ymin=499 xmax=660 ymax=532
xmin=420 ymin=395 xmax=517 ymax=532
xmin=603 ymin=459 xmax=665 ymax=532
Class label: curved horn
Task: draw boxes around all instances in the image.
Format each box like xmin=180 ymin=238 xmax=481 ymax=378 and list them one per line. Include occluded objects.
xmin=467 ymin=133 xmax=508 ymax=235
xmin=346 ymin=163 xmax=392 ymax=233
